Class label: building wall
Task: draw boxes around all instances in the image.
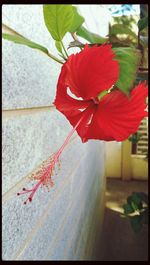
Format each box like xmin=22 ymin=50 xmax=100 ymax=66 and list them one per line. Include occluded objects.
xmin=105 ymin=142 xmax=122 ymax=179
xmin=2 ymin=5 xmax=106 ymax=260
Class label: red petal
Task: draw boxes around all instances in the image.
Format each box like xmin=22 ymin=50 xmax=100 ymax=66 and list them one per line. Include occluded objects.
xmin=54 ymin=49 xmax=147 ymax=142
xmin=62 ymin=44 xmax=119 ymax=100
xmin=65 ymin=103 xmax=96 ymax=141
xmin=54 ymin=63 xmax=91 ymax=117
xmin=83 ymin=82 xmax=148 ymax=142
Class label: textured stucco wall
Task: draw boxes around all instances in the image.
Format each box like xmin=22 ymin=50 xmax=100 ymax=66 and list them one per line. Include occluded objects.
xmin=2 ymin=5 xmax=107 ymax=260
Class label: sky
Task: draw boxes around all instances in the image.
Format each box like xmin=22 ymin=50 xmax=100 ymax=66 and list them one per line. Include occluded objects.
xmin=108 ymin=5 xmax=140 ymax=16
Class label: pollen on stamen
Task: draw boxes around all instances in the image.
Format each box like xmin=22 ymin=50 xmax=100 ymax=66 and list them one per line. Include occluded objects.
xmin=17 ymin=152 xmax=61 ymax=204
xmin=17 ymin=112 xmax=83 ymax=204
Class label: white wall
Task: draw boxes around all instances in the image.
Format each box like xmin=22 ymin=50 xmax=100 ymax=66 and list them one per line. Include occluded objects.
xmin=77 ymin=5 xmax=111 ymax=36
xmin=2 ymin=5 xmax=106 ymax=260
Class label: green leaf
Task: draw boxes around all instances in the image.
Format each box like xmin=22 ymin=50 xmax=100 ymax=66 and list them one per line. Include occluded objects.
xmin=123 ymin=203 xmax=134 ymax=215
xmin=128 ymin=133 xmax=141 ymax=144
xmin=131 ymin=201 xmax=138 ymax=211
xmin=138 ymin=16 xmax=148 ymax=32
xmin=113 ymin=47 xmax=141 ymax=95
xmin=131 ymin=192 xmax=143 ymax=206
xmin=126 ymin=192 xmax=146 ymax=211
xmin=55 ymin=40 xmax=62 ymax=53
xmin=110 ymin=24 xmax=137 ymax=40
xmin=43 ymin=4 xmax=74 ymax=41
xmin=127 ymin=195 xmax=134 ymax=206
xmin=76 ymin=26 xmax=108 ymax=44
xmin=130 ymin=215 xmax=142 ymax=233
xmin=2 ymin=33 xmax=48 ymax=54
xmin=69 ymin=6 xmax=84 ymax=33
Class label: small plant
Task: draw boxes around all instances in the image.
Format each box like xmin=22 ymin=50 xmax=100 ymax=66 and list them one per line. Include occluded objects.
xmin=123 ymin=192 xmax=148 ymax=233
xmin=128 ymin=132 xmax=141 ymax=154
xmin=128 ymin=132 xmax=141 ymax=144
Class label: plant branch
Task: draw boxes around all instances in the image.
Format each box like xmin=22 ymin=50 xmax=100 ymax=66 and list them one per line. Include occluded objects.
xmin=60 ymin=40 xmax=69 ymax=58
xmin=71 ymin=32 xmax=82 ymax=50
xmin=2 ymin=23 xmax=64 ymax=65
xmin=47 ymin=52 xmax=64 ymax=64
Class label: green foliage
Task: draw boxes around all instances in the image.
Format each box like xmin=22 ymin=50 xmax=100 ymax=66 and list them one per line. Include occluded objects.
xmin=55 ymin=40 xmax=62 ymax=53
xmin=2 ymin=33 xmax=48 ymax=54
xmin=109 ymin=15 xmax=139 ymax=47
xmin=69 ymin=6 xmax=85 ymax=33
xmin=123 ymin=192 xmax=148 ymax=233
xmin=128 ymin=132 xmax=141 ymax=144
xmin=110 ymin=24 xmax=137 ymax=40
xmin=67 ymin=44 xmax=141 ymax=96
xmin=43 ymin=4 xmax=74 ymax=41
xmin=43 ymin=4 xmax=84 ymax=58
xmin=113 ymin=47 xmax=141 ymax=95
xmin=127 ymin=192 xmax=145 ymax=210
xmin=2 ymin=4 xmax=146 ymax=90
xmin=138 ymin=16 xmax=148 ymax=32
xmin=113 ymin=15 xmax=137 ymax=30
xmin=76 ymin=26 xmax=108 ymax=44
xmin=123 ymin=203 xmax=134 ymax=215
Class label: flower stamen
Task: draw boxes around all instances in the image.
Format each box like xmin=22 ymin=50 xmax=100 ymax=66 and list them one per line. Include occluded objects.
xmin=17 ymin=103 xmax=94 ymax=204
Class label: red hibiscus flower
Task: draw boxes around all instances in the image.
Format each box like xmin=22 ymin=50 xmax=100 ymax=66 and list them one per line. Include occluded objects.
xmin=54 ymin=44 xmax=148 ymax=142
xmin=17 ymin=44 xmax=148 ymax=204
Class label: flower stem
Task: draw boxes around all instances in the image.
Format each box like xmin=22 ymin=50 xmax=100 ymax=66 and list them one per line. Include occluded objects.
xmin=60 ymin=40 xmax=69 ymax=58
xmin=54 ymin=116 xmax=83 ymax=160
xmin=2 ymin=23 xmax=64 ymax=65
xmin=54 ymin=102 xmax=94 ymax=159
xmin=47 ymin=52 xmax=64 ymax=64
xmin=71 ymin=32 xmax=83 ymax=51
